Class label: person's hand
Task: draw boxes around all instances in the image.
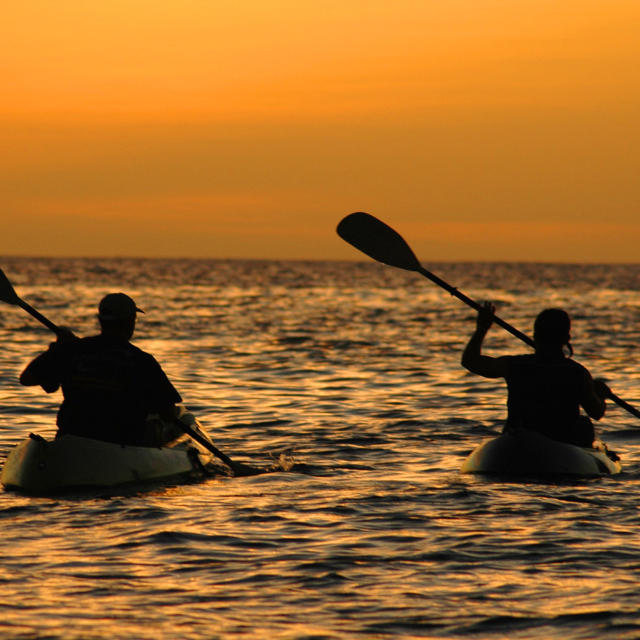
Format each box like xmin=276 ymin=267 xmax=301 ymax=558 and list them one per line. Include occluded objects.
xmin=593 ymin=377 xmax=611 ymax=400
xmin=476 ymin=301 xmax=496 ymax=334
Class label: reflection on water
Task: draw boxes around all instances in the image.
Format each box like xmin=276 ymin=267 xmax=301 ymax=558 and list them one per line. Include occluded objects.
xmin=1 ymin=258 xmax=640 ymax=639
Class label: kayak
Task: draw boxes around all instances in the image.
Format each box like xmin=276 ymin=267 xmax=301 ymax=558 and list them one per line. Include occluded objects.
xmin=460 ymin=428 xmax=622 ymax=477
xmin=1 ymin=409 xmax=229 ymax=493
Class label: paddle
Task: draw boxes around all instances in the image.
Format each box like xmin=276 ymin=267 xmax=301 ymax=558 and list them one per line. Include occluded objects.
xmin=171 ymin=418 xmax=258 ymax=477
xmin=0 ymin=267 xmax=256 ymax=475
xmin=336 ymin=211 xmax=640 ymax=420
xmin=0 ymin=268 xmax=62 ymax=336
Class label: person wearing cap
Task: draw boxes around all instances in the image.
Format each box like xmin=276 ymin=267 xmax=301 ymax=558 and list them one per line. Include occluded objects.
xmin=461 ymin=302 xmax=610 ymax=446
xmin=19 ymin=293 xmax=182 ymax=446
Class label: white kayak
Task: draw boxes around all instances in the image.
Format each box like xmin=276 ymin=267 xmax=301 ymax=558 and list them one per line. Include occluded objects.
xmin=1 ymin=408 xmax=229 ymax=493
xmin=460 ymin=428 xmax=622 ymax=477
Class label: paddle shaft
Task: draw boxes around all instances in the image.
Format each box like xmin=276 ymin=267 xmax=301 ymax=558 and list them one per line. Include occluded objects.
xmin=175 ymin=419 xmax=239 ymax=471
xmin=608 ymin=392 xmax=640 ymax=420
xmin=1 ymin=267 xmax=62 ymax=335
xmin=17 ymin=298 xmax=62 ymax=335
xmin=416 ymin=265 xmax=535 ymax=348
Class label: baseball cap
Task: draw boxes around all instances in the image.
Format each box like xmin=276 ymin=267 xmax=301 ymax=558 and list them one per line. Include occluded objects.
xmin=98 ymin=293 xmax=145 ymax=320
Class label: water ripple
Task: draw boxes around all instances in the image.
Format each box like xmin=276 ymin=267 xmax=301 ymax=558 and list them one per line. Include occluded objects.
xmin=1 ymin=259 xmax=640 ymax=638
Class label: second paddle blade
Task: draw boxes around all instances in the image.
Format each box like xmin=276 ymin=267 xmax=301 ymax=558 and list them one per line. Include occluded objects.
xmin=336 ymin=212 xmax=422 ymax=272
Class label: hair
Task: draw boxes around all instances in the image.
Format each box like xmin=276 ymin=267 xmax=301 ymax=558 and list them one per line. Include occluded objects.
xmin=534 ymin=308 xmax=573 ymax=356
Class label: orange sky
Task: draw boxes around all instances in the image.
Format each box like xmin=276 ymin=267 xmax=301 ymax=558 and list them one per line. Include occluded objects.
xmin=1 ymin=1 xmax=639 ymax=261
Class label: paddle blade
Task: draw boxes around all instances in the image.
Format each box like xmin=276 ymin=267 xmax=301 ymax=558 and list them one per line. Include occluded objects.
xmin=0 ymin=268 xmax=20 ymax=305
xmin=337 ymin=212 xmax=422 ymax=272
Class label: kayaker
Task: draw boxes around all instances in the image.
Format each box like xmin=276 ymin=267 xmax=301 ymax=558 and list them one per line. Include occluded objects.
xmin=461 ymin=302 xmax=610 ymax=446
xmin=20 ymin=293 xmax=182 ymax=446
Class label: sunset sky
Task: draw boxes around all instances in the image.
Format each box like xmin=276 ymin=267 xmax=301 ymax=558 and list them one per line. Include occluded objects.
xmin=2 ymin=1 xmax=639 ymax=261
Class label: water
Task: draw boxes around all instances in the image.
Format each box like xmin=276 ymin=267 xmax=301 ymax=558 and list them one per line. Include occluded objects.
xmin=1 ymin=258 xmax=640 ymax=639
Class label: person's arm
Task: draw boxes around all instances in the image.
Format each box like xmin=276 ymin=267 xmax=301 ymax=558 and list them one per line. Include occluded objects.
xmin=144 ymin=354 xmax=183 ymax=416
xmin=580 ymin=371 xmax=607 ymax=420
xmin=461 ymin=302 xmax=509 ymax=379
xmin=20 ymin=348 xmax=60 ymax=392
xmin=20 ymin=328 xmax=76 ymax=391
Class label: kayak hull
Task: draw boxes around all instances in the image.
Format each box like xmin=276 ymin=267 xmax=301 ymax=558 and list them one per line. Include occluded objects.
xmin=460 ymin=429 xmax=621 ymax=477
xmin=1 ymin=432 xmax=219 ymax=494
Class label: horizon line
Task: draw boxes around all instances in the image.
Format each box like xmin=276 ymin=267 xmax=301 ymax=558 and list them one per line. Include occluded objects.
xmin=1 ymin=255 xmax=639 ymax=267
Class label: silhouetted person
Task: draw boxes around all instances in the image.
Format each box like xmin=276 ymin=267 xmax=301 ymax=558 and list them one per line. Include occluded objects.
xmin=20 ymin=293 xmax=181 ymax=445
xmin=462 ymin=302 xmax=609 ymax=447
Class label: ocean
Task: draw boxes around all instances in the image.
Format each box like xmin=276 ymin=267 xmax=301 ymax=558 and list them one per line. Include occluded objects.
xmin=1 ymin=257 xmax=640 ymax=639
